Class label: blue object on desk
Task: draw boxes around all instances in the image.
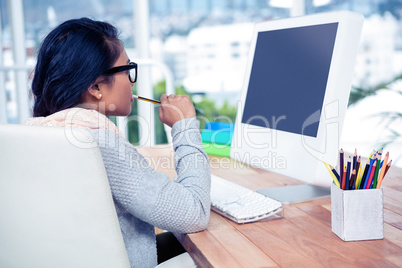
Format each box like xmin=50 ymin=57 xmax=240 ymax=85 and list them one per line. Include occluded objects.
xmin=201 ymin=130 xmax=232 ymax=145
xmin=204 ymin=122 xmax=234 ymax=132
xmin=201 ymin=122 xmax=234 ymax=145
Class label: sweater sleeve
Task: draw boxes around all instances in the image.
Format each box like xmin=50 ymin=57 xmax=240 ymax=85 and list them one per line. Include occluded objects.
xmin=90 ymin=117 xmax=211 ymax=233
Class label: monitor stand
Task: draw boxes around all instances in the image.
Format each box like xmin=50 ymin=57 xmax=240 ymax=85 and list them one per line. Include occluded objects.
xmin=257 ymin=184 xmax=331 ymax=204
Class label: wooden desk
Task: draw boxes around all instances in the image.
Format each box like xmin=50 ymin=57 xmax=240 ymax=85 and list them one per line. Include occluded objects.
xmin=138 ymin=146 xmax=402 ymax=267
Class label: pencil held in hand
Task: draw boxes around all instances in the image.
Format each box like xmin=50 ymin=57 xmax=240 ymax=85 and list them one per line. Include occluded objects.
xmin=133 ymin=94 xmax=204 ymax=115
xmin=132 ymin=95 xmax=161 ymax=104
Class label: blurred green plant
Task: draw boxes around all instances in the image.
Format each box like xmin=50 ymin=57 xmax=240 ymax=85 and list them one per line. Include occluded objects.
xmin=348 ymin=73 xmax=402 ymax=106
xmin=192 ymin=97 xmax=237 ymax=129
xmin=349 ymin=72 xmax=402 ymax=148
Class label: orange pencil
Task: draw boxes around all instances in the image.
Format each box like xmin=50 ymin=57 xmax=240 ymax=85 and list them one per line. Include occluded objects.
xmin=376 ymin=152 xmax=389 ymax=189
xmin=377 ymin=160 xmax=392 ymax=188
xmin=341 ymin=166 xmax=346 ymax=190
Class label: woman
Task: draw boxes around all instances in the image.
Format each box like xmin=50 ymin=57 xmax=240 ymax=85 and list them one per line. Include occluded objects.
xmin=25 ymin=18 xmax=210 ymax=267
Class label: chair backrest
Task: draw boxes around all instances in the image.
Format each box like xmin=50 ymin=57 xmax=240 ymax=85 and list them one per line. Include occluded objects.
xmin=0 ymin=124 xmax=130 ymax=268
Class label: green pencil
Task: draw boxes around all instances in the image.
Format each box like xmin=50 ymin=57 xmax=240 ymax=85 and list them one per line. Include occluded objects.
xmin=372 ymin=154 xmax=381 ymax=188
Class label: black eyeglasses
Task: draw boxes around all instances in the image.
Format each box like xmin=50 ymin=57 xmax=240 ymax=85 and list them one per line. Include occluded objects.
xmin=104 ymin=62 xmax=137 ymax=83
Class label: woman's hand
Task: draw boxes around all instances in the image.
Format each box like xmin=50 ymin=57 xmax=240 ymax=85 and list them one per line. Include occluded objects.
xmin=158 ymin=94 xmax=196 ymax=127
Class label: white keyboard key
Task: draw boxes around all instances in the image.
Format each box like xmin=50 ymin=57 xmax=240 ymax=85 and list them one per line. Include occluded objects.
xmin=210 ymin=174 xmax=283 ymax=224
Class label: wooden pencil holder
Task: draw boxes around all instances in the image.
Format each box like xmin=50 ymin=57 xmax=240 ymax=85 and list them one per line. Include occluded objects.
xmin=331 ymin=183 xmax=384 ymax=241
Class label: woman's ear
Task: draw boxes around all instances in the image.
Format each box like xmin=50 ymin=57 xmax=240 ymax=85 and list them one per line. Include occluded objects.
xmin=87 ymin=84 xmax=103 ymax=100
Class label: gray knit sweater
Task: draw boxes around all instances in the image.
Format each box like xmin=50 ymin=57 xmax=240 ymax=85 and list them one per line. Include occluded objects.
xmin=89 ymin=118 xmax=211 ymax=268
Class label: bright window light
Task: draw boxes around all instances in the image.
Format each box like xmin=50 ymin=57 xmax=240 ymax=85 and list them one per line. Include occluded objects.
xmin=269 ymin=0 xmax=293 ymax=8
xmin=314 ymin=0 xmax=331 ymax=7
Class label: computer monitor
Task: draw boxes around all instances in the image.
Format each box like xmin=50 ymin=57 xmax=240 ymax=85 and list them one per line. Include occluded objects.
xmin=230 ymin=11 xmax=364 ymax=195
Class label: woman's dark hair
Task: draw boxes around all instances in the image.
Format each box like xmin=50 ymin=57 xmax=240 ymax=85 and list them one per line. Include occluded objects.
xmin=31 ymin=18 xmax=122 ymax=117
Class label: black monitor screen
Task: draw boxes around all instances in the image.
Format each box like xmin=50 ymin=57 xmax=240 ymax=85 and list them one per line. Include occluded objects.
xmin=241 ymin=22 xmax=338 ymax=138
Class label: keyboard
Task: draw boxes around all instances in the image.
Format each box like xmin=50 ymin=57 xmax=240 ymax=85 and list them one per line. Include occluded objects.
xmin=210 ymin=174 xmax=283 ymax=224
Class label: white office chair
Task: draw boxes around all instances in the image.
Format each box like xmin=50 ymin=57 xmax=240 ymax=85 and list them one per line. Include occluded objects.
xmin=0 ymin=124 xmax=130 ymax=268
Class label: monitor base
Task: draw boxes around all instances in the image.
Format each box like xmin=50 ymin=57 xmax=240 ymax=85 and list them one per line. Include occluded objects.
xmin=257 ymin=184 xmax=330 ymax=204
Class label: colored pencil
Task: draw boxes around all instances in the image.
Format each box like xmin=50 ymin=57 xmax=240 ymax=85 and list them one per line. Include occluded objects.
xmin=342 ymin=166 xmax=346 ymax=190
xmin=384 ymin=160 xmax=392 ymax=175
xmin=359 ymin=163 xmax=370 ymax=189
xmin=356 ymin=161 xmax=364 ymax=189
xmin=371 ymin=154 xmax=381 ymax=188
xmin=377 ymin=160 xmax=392 ymax=188
xmin=354 ymin=156 xmax=361 ymax=189
xmin=345 ymin=157 xmax=351 ymax=190
xmin=378 ymin=148 xmax=383 ymax=158
xmin=350 ymin=151 xmax=356 ymax=189
xmin=330 ymin=165 xmax=340 ymax=182
xmin=376 ymin=152 xmax=389 ymax=189
xmin=324 ymin=162 xmax=340 ymax=188
xmin=358 ymin=150 xmax=374 ymax=189
xmin=339 ymin=149 xmax=344 ymax=187
xmin=132 ymin=94 xmax=161 ymax=104
xmin=133 ymin=94 xmax=204 ymax=115
xmin=349 ymin=170 xmax=356 ymax=190
xmin=363 ymin=155 xmax=376 ymax=189
xmin=365 ymin=161 xmax=377 ymax=189
xmin=377 ymin=148 xmax=383 ymax=169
